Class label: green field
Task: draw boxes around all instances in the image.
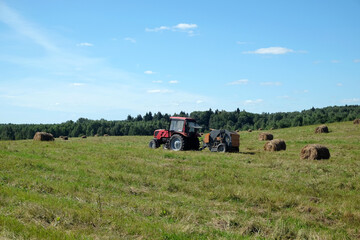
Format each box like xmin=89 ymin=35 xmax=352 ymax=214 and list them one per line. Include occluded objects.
xmin=0 ymin=122 xmax=359 ymax=239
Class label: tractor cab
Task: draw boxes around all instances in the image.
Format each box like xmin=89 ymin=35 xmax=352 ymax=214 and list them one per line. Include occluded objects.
xmin=169 ymin=117 xmax=202 ymax=137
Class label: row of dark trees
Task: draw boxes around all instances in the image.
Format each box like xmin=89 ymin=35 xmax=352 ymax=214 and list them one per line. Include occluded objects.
xmin=1 ymin=105 xmax=359 ymax=140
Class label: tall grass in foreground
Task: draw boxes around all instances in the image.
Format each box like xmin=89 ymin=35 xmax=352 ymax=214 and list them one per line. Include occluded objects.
xmin=0 ymin=121 xmax=359 ymax=239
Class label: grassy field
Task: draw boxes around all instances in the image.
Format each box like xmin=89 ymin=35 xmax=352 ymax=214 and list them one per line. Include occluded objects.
xmin=0 ymin=121 xmax=360 ymax=239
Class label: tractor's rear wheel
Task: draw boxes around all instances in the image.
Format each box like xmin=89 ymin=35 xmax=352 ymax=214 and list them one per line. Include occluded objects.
xmin=190 ymin=137 xmax=200 ymax=150
xmin=169 ymin=135 xmax=185 ymax=151
xmin=149 ymin=139 xmax=160 ymax=149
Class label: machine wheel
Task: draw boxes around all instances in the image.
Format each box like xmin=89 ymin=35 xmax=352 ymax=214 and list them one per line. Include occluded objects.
xmin=169 ymin=135 xmax=185 ymax=151
xmin=149 ymin=139 xmax=160 ymax=149
xmin=217 ymin=143 xmax=227 ymax=152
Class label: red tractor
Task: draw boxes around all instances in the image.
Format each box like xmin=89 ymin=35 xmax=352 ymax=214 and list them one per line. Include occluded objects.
xmin=149 ymin=116 xmax=202 ymax=151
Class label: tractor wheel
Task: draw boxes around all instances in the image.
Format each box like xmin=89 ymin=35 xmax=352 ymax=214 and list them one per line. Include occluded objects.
xmin=169 ymin=135 xmax=185 ymax=151
xmin=217 ymin=143 xmax=227 ymax=152
xmin=149 ymin=139 xmax=160 ymax=149
xmin=191 ymin=138 xmax=200 ymax=150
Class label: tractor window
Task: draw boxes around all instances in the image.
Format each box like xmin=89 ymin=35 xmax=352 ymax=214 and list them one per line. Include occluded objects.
xmin=170 ymin=120 xmax=184 ymax=132
xmin=187 ymin=121 xmax=202 ymax=133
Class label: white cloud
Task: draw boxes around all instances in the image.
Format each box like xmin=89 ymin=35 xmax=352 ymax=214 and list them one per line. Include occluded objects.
xmin=260 ymin=81 xmax=282 ymax=86
xmin=147 ymin=89 xmax=172 ymax=94
xmin=337 ymin=83 xmax=343 ymax=87
xmin=353 ymin=59 xmax=360 ymax=63
xmin=152 ymin=80 xmax=162 ymax=83
xmin=331 ymin=60 xmax=340 ymax=63
xmin=244 ymin=47 xmax=294 ymax=55
xmin=173 ymin=23 xmax=197 ymax=30
xmin=342 ymin=98 xmax=360 ymax=103
xmin=244 ymin=99 xmax=263 ymax=105
xmin=146 ymin=23 xmax=197 ymax=35
xmin=124 ymin=37 xmax=136 ymax=43
xmin=76 ymin=42 xmax=93 ymax=47
xmin=144 ymin=70 xmax=155 ymax=74
xmin=303 ymin=90 xmax=309 ymax=93
xmin=196 ymin=100 xmax=204 ymax=104
xmin=227 ymin=79 xmax=249 ymax=85
xmin=145 ymin=26 xmax=170 ymax=32
xmin=169 ymin=80 xmax=179 ymax=84
xmin=313 ymin=60 xmax=321 ymax=64
xmin=71 ymin=83 xmax=85 ymax=86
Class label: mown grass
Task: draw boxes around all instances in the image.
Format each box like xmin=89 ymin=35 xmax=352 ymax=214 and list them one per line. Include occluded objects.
xmin=0 ymin=121 xmax=360 ymax=239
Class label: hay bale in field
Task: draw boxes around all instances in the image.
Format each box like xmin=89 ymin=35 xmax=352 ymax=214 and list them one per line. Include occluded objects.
xmin=104 ymin=134 xmax=109 ymax=137
xmin=33 ymin=132 xmax=54 ymax=141
xmin=270 ymin=127 xmax=274 ymax=130
xmin=94 ymin=134 xmax=99 ymax=137
xmin=264 ymin=139 xmax=286 ymax=151
xmin=248 ymin=129 xmax=252 ymax=132
xmin=353 ymin=119 xmax=360 ymax=124
xmin=315 ymin=125 xmax=329 ymax=133
xmin=60 ymin=136 xmax=68 ymax=140
xmin=81 ymin=135 xmax=87 ymax=138
xmin=258 ymin=132 xmax=273 ymax=141
xmin=300 ymin=144 xmax=330 ymax=160
xmin=258 ymin=128 xmax=262 ymax=131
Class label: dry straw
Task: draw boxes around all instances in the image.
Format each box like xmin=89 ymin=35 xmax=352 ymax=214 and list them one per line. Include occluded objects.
xmin=264 ymin=139 xmax=286 ymax=151
xmin=301 ymin=144 xmax=330 ymax=160
xmin=33 ymin=132 xmax=54 ymax=141
xmin=258 ymin=132 xmax=273 ymax=141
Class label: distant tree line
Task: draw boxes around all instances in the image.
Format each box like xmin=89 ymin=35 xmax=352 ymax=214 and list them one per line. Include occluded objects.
xmin=1 ymin=105 xmax=360 ymax=140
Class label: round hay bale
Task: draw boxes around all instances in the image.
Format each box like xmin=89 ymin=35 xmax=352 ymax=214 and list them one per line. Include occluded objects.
xmin=270 ymin=127 xmax=274 ymax=130
xmin=81 ymin=135 xmax=87 ymax=138
xmin=315 ymin=125 xmax=329 ymax=133
xmin=258 ymin=128 xmax=262 ymax=131
xmin=258 ymin=132 xmax=273 ymax=141
xmin=94 ymin=134 xmax=99 ymax=137
xmin=353 ymin=119 xmax=360 ymax=124
xmin=300 ymin=144 xmax=330 ymax=160
xmin=33 ymin=132 xmax=54 ymax=141
xmin=247 ymin=129 xmax=252 ymax=132
xmin=104 ymin=134 xmax=109 ymax=137
xmin=60 ymin=136 xmax=68 ymax=140
xmin=264 ymin=139 xmax=286 ymax=151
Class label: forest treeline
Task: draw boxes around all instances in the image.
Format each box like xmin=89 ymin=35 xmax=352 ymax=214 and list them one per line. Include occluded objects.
xmin=1 ymin=105 xmax=360 ymax=140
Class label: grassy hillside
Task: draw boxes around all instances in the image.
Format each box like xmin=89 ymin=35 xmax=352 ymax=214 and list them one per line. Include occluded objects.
xmin=0 ymin=121 xmax=359 ymax=239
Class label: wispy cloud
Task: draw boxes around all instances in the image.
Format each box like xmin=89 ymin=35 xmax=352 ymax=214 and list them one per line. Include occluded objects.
xmin=353 ymin=59 xmax=360 ymax=63
xmin=169 ymin=80 xmax=179 ymax=84
xmin=236 ymin=41 xmax=249 ymax=45
xmin=124 ymin=37 xmax=136 ymax=43
xmin=243 ymin=47 xmax=294 ymax=55
xmin=244 ymin=99 xmax=263 ymax=105
xmin=196 ymin=100 xmax=204 ymax=104
xmin=76 ymin=42 xmax=93 ymax=47
xmin=144 ymin=70 xmax=156 ymax=74
xmin=227 ymin=79 xmax=249 ymax=85
xmin=337 ymin=83 xmax=343 ymax=87
xmin=0 ymin=2 xmax=58 ymax=52
xmin=331 ymin=60 xmax=340 ymax=63
xmin=146 ymin=23 xmax=198 ymax=35
xmin=260 ymin=81 xmax=282 ymax=86
xmin=147 ymin=89 xmax=172 ymax=94
xmin=342 ymin=98 xmax=360 ymax=103
xmin=71 ymin=83 xmax=85 ymax=86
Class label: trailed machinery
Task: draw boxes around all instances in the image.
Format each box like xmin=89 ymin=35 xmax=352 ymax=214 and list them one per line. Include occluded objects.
xmin=202 ymin=129 xmax=240 ymax=152
xmin=149 ymin=116 xmax=240 ymax=152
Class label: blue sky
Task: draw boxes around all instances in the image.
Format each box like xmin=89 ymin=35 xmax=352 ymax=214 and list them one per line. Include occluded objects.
xmin=0 ymin=0 xmax=359 ymax=123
